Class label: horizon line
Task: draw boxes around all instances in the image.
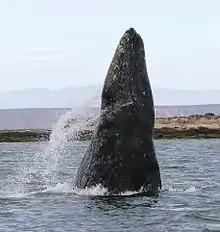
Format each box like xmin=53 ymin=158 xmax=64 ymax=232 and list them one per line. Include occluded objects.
xmin=0 ymin=103 xmax=220 ymax=111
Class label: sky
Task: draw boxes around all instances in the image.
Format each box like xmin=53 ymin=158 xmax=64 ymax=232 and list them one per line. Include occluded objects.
xmin=0 ymin=0 xmax=219 ymax=92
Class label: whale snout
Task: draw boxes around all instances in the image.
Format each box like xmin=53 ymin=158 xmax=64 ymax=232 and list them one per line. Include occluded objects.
xmin=125 ymin=27 xmax=136 ymax=39
xmin=120 ymin=27 xmax=141 ymax=46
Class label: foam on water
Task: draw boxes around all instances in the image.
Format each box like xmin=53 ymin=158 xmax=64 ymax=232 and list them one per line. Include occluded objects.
xmin=0 ymin=180 xmax=200 ymax=199
xmin=162 ymin=185 xmax=197 ymax=193
xmin=42 ymin=182 xmax=74 ymax=194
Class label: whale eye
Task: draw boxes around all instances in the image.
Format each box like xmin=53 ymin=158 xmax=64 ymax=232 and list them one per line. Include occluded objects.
xmin=102 ymin=89 xmax=115 ymax=107
xmin=106 ymin=93 xmax=113 ymax=103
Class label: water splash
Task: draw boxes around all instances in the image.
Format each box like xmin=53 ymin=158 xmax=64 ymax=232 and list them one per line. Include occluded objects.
xmin=35 ymin=103 xmax=99 ymax=188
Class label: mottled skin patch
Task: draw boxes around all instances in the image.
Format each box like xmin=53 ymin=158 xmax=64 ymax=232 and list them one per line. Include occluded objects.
xmin=74 ymin=28 xmax=161 ymax=195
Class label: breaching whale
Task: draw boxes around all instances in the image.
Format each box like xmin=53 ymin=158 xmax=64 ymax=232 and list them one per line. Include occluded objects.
xmin=74 ymin=28 xmax=162 ymax=195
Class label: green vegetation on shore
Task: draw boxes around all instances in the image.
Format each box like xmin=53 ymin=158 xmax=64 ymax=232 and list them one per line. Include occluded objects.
xmin=0 ymin=130 xmax=51 ymax=143
xmin=1 ymin=127 xmax=220 ymax=143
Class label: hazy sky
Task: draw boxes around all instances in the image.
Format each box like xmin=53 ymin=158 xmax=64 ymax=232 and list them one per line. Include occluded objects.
xmin=0 ymin=0 xmax=219 ymax=91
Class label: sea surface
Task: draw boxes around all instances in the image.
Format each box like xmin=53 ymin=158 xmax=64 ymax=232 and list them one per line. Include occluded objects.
xmin=0 ymin=140 xmax=219 ymax=232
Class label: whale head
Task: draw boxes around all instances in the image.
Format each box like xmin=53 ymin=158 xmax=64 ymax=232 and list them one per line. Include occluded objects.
xmin=101 ymin=28 xmax=155 ymax=130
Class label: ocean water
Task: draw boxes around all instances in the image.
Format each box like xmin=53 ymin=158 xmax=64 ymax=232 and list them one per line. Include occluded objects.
xmin=0 ymin=139 xmax=219 ymax=232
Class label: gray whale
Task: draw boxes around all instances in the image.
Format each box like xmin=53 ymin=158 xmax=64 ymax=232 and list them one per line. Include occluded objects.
xmin=74 ymin=28 xmax=162 ymax=195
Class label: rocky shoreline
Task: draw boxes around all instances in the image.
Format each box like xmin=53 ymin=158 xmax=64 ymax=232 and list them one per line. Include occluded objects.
xmin=0 ymin=113 xmax=220 ymax=142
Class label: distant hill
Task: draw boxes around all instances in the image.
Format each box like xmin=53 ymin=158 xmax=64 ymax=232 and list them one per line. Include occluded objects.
xmin=0 ymin=85 xmax=101 ymax=109
xmin=1 ymin=86 xmax=220 ymax=108
xmin=153 ymin=89 xmax=220 ymax=106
